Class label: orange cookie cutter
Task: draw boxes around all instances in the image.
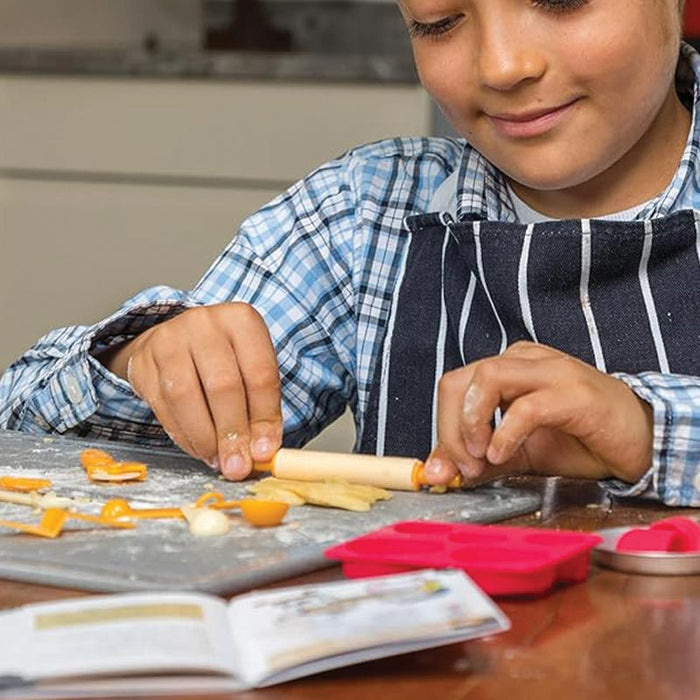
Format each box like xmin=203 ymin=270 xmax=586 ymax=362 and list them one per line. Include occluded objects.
xmin=100 ymin=498 xmax=184 ymax=521
xmin=0 ymin=507 xmax=135 ymax=539
xmin=101 ymin=493 xmax=288 ymax=528
xmin=0 ymin=476 xmax=53 ymax=493
xmin=80 ymin=448 xmax=148 ymax=483
xmin=195 ymin=491 xmax=288 ymax=527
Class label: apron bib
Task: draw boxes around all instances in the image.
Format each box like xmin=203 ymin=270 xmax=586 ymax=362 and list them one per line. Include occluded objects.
xmin=360 ymin=209 xmax=700 ymax=460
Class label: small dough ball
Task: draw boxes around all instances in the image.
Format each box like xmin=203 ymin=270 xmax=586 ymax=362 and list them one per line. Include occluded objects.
xmin=184 ymin=507 xmax=231 ymax=537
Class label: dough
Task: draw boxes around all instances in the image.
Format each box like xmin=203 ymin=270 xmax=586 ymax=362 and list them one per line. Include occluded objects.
xmin=247 ymin=477 xmax=392 ymax=512
xmin=181 ymin=506 xmax=231 ymax=537
xmin=87 ymin=468 xmax=145 ymax=483
xmin=0 ymin=489 xmax=76 ymax=510
xmin=36 ymin=491 xmax=77 ymax=509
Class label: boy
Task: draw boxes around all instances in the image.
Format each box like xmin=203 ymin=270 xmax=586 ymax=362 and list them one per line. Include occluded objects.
xmin=2 ymin=0 xmax=698 ymax=506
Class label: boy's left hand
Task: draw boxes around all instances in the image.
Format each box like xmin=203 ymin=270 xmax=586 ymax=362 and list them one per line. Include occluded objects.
xmin=425 ymin=341 xmax=654 ymax=486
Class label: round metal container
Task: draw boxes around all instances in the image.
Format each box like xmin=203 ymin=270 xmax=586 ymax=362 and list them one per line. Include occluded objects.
xmin=593 ymin=526 xmax=700 ymax=576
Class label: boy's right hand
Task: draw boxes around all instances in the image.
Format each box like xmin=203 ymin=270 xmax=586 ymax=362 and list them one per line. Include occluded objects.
xmin=99 ymin=302 xmax=282 ymax=481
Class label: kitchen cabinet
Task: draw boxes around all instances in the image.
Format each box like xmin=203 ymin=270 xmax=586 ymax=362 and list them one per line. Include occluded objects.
xmin=1 ymin=74 xmax=432 ymax=449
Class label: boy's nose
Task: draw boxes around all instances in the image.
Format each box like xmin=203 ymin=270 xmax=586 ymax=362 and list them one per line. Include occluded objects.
xmin=476 ymin=15 xmax=546 ymax=91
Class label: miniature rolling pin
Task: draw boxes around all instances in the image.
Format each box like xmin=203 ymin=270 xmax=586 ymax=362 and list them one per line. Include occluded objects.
xmin=253 ymin=449 xmax=463 ymax=492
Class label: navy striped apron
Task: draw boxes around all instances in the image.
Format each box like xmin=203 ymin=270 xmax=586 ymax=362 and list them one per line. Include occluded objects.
xmin=360 ymin=209 xmax=700 ymax=460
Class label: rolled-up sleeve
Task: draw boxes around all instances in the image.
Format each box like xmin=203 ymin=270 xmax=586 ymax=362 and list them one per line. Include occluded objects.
xmin=1 ymin=288 xmax=197 ymax=445
xmin=602 ymin=371 xmax=700 ymax=506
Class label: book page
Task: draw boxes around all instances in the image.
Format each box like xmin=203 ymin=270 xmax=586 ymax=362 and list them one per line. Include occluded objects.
xmin=226 ymin=569 xmax=509 ymax=686
xmin=0 ymin=592 xmax=238 ymax=682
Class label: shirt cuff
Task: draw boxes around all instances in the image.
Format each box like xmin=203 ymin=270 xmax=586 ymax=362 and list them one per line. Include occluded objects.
xmin=604 ymin=372 xmax=700 ymax=505
xmin=24 ymin=299 xmax=196 ymax=435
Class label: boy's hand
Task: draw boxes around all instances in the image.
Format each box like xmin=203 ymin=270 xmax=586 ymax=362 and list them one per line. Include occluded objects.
xmin=424 ymin=341 xmax=654 ymax=487
xmin=99 ymin=302 xmax=282 ymax=481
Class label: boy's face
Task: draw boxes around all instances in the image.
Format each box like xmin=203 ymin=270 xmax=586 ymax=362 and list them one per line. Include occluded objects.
xmin=400 ymin=0 xmax=685 ymax=200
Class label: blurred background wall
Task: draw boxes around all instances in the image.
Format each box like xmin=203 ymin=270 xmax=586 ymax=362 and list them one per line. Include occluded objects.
xmin=0 ymin=0 xmax=428 ymax=449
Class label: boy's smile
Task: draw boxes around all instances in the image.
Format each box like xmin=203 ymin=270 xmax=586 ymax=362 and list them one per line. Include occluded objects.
xmin=399 ymin=0 xmax=691 ymax=218
xmin=485 ymin=97 xmax=580 ymax=139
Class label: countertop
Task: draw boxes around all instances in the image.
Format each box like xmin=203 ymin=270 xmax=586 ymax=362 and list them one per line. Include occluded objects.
xmin=0 ymin=47 xmax=420 ymax=84
xmin=2 ymin=475 xmax=698 ymax=699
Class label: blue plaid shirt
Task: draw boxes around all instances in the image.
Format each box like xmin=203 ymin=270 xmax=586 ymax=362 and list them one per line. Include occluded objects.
xmin=3 ymin=45 xmax=700 ymax=506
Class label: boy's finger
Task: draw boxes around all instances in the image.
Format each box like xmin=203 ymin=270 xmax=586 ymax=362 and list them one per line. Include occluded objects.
xmin=226 ymin=306 xmax=283 ymax=462
xmin=436 ymin=369 xmax=486 ymax=476
xmin=460 ymin=381 xmax=495 ymax=459
xmin=191 ymin=340 xmax=253 ymax=481
xmin=148 ymin=391 xmax=201 ymax=465
xmin=485 ymin=404 xmax=533 ymax=466
xmin=436 ymin=369 xmax=471 ymax=463
xmin=467 ymin=355 xmax=574 ymax=399
xmin=486 ymin=389 xmax=581 ymax=468
xmin=423 ymin=445 xmax=462 ymax=484
xmin=161 ymin=368 xmax=218 ymax=467
xmin=459 ymin=357 xmax=579 ymax=455
xmin=424 ymin=443 xmax=486 ymax=484
xmin=151 ymin=351 xmax=218 ymax=465
xmin=502 ymin=340 xmax=561 ymax=360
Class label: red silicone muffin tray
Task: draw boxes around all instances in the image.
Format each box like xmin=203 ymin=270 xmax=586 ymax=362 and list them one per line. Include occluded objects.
xmin=324 ymin=520 xmax=603 ymax=596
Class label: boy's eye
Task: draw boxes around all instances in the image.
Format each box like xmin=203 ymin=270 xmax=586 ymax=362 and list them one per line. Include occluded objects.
xmin=407 ymin=0 xmax=589 ymax=40
xmin=532 ymin=0 xmax=590 ymax=13
xmin=408 ymin=0 xmax=590 ymax=39
xmin=408 ymin=15 xmax=462 ymax=40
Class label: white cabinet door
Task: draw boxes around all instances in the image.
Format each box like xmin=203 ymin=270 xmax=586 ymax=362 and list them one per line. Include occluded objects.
xmin=0 ymin=76 xmax=431 ymax=182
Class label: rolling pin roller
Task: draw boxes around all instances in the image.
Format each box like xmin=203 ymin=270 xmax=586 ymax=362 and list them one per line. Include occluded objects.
xmin=253 ymin=449 xmax=464 ymax=492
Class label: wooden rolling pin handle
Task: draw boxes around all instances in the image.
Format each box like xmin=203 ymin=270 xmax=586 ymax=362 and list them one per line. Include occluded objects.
xmin=252 ymin=449 xmax=464 ymax=491
xmin=252 ymin=449 xmax=419 ymax=490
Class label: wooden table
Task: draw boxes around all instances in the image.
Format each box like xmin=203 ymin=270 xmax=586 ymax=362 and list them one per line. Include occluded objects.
xmin=1 ymin=476 xmax=699 ymax=700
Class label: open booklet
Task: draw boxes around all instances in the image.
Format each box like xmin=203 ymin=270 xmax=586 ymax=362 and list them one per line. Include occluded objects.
xmin=0 ymin=569 xmax=509 ymax=698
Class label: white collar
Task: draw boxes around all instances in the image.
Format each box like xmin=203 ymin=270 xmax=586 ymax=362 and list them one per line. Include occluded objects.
xmin=506 ymin=182 xmax=652 ymax=223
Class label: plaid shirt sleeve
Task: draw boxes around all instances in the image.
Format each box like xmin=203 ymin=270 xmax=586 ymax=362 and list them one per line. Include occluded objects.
xmin=0 ymin=152 xmax=361 ymax=449
xmin=0 ymin=290 xmax=199 ymax=445
xmin=603 ymin=372 xmax=700 ymax=506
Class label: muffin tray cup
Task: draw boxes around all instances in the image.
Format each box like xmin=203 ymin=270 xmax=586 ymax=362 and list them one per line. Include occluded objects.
xmin=592 ymin=516 xmax=700 ymax=576
xmin=616 ymin=516 xmax=700 ymax=553
xmin=324 ymin=520 xmax=603 ymax=596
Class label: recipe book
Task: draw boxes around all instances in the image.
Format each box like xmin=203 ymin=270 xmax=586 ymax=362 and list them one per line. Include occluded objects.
xmin=0 ymin=569 xmax=509 ymax=698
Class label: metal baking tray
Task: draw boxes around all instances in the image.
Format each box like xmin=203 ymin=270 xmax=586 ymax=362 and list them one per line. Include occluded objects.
xmin=0 ymin=430 xmax=542 ymax=594
xmin=593 ymin=526 xmax=700 ymax=576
